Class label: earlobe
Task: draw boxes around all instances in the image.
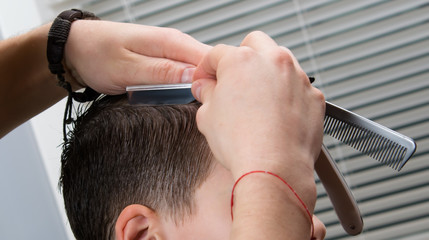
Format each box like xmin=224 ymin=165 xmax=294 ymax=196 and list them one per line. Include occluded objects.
xmin=115 ymin=204 xmax=160 ymax=240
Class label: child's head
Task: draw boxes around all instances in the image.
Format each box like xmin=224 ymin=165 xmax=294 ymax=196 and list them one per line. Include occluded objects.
xmin=60 ymin=95 xmax=233 ymax=239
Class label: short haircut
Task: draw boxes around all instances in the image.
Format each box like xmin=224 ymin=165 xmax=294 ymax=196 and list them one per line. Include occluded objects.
xmin=60 ymin=94 xmax=213 ymax=240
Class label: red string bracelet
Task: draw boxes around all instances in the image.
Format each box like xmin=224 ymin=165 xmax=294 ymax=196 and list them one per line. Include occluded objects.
xmin=230 ymin=170 xmax=314 ymax=239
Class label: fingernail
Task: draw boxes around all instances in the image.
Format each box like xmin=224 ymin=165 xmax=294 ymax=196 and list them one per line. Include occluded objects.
xmin=181 ymin=67 xmax=196 ymax=83
xmin=192 ymin=81 xmax=201 ymax=102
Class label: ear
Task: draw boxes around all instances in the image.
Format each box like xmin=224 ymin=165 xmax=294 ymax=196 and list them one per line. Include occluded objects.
xmin=115 ymin=204 xmax=162 ymax=240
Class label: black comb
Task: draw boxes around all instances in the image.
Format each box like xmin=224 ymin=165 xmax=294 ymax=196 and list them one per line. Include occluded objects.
xmin=324 ymin=101 xmax=417 ymax=171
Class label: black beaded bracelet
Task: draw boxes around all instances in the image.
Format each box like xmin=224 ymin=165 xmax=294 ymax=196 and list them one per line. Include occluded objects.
xmin=47 ymin=9 xmax=101 ymax=141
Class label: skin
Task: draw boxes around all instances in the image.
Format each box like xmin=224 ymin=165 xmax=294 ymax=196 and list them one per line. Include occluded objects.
xmin=164 ymin=162 xmax=326 ymax=240
xmin=0 ymin=20 xmax=210 ymax=138
xmin=115 ymin=162 xmax=326 ymax=240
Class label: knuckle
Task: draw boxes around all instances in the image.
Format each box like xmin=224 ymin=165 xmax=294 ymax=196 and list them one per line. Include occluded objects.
xmin=314 ymin=88 xmax=325 ymax=102
xmin=241 ymin=31 xmax=266 ymax=46
xmin=297 ymin=70 xmax=309 ymax=84
xmin=313 ymin=88 xmax=326 ymax=109
xmin=212 ymin=43 xmax=232 ymax=54
xmin=163 ymin=27 xmax=183 ymax=38
xmin=236 ymin=46 xmax=256 ymax=59
xmin=213 ymin=43 xmax=228 ymax=51
xmin=214 ymin=44 xmax=256 ymax=65
xmin=246 ymin=30 xmax=265 ymax=38
xmin=273 ymin=47 xmax=295 ymax=68
xmin=151 ymin=60 xmax=179 ymax=83
xmin=171 ymin=28 xmax=194 ymax=43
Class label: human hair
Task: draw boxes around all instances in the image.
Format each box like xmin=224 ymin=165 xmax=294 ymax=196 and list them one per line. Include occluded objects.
xmin=59 ymin=94 xmax=213 ymax=240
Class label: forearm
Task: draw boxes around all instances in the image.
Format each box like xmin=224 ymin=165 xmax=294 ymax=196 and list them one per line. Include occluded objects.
xmin=0 ymin=23 xmax=67 ymax=138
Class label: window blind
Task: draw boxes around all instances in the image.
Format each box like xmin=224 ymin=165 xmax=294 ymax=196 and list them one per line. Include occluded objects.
xmin=48 ymin=0 xmax=429 ymax=239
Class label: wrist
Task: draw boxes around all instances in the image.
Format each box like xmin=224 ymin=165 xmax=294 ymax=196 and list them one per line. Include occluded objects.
xmin=229 ymin=153 xmax=317 ymax=209
xmin=47 ymin=9 xmax=99 ymax=92
xmin=231 ymin=172 xmax=315 ymax=239
xmin=230 ymin=151 xmax=316 ymax=182
xmin=62 ymin=57 xmax=85 ymax=91
xmin=63 ymin=20 xmax=90 ymax=91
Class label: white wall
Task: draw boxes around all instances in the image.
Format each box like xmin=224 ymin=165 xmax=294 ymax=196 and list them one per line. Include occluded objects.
xmin=0 ymin=0 xmax=72 ymax=239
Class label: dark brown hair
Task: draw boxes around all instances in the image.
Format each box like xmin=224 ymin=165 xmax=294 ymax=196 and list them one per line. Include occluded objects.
xmin=60 ymin=95 xmax=213 ymax=239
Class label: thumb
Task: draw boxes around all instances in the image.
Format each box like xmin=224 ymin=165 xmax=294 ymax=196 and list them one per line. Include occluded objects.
xmin=149 ymin=58 xmax=197 ymax=84
xmin=128 ymin=56 xmax=197 ymax=86
xmin=191 ymin=78 xmax=216 ymax=103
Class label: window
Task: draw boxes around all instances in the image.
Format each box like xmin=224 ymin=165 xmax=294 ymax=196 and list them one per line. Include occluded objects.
xmin=46 ymin=1 xmax=429 ymax=239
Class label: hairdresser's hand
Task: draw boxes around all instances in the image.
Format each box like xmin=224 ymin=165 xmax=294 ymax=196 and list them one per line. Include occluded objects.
xmin=192 ymin=31 xmax=325 ymax=180
xmin=65 ymin=20 xmax=210 ymax=94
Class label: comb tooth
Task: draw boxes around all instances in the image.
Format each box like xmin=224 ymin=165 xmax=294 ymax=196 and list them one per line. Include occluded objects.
xmin=389 ymin=143 xmax=401 ymax=167
xmin=332 ymin=120 xmax=343 ymax=139
xmin=375 ymin=138 xmax=388 ymax=163
xmin=389 ymin=143 xmax=400 ymax=166
xmin=368 ymin=133 xmax=378 ymax=157
xmin=384 ymin=142 xmax=397 ymax=166
xmin=333 ymin=121 xmax=345 ymax=139
xmin=346 ymin=124 xmax=357 ymax=145
xmin=367 ymin=134 xmax=378 ymax=158
xmin=372 ymin=136 xmax=384 ymax=160
xmin=337 ymin=122 xmax=348 ymax=141
xmin=353 ymin=127 xmax=366 ymax=152
xmin=394 ymin=147 xmax=407 ymax=170
xmin=328 ymin=117 xmax=337 ymax=135
xmin=381 ymin=140 xmax=393 ymax=163
xmin=368 ymin=133 xmax=380 ymax=157
xmin=368 ymin=134 xmax=380 ymax=158
xmin=361 ymin=131 xmax=375 ymax=155
xmin=387 ymin=143 xmax=400 ymax=167
xmin=371 ymin=135 xmax=384 ymax=159
xmin=330 ymin=118 xmax=340 ymax=136
xmin=382 ymin=141 xmax=394 ymax=164
xmin=349 ymin=127 xmax=362 ymax=148
xmin=324 ymin=116 xmax=335 ymax=135
xmin=380 ymin=140 xmax=392 ymax=163
xmin=346 ymin=126 xmax=356 ymax=146
xmin=323 ymin=116 xmax=330 ymax=133
xmin=390 ymin=144 xmax=404 ymax=169
xmin=390 ymin=146 xmax=402 ymax=169
xmin=329 ymin=119 xmax=339 ymax=138
xmin=343 ymin=124 xmax=354 ymax=145
xmin=335 ymin=121 xmax=344 ymax=140
xmin=324 ymin=116 xmax=333 ymax=132
xmin=387 ymin=141 xmax=399 ymax=163
xmin=379 ymin=147 xmax=388 ymax=163
xmin=358 ymin=128 xmax=370 ymax=153
xmin=341 ymin=124 xmax=353 ymax=144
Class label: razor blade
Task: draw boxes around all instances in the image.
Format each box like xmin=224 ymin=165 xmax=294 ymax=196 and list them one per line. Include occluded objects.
xmin=127 ymin=84 xmax=194 ymax=105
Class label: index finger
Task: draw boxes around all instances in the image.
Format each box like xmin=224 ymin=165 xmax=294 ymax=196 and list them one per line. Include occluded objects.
xmin=192 ymin=44 xmax=237 ymax=82
xmin=127 ymin=25 xmax=211 ymax=65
